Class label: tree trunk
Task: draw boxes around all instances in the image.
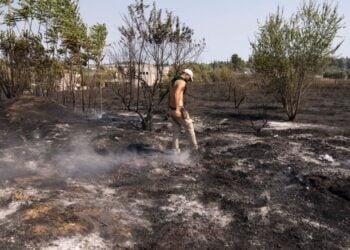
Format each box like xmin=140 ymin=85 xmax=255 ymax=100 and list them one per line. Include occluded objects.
xmin=227 ymin=81 xmax=232 ymax=101
xmin=81 ymin=88 xmax=85 ymax=112
xmin=0 ymin=84 xmax=13 ymax=98
xmin=288 ymin=113 xmax=297 ymax=121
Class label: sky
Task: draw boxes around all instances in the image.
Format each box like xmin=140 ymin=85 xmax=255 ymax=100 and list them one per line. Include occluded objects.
xmin=79 ymin=0 xmax=350 ymax=63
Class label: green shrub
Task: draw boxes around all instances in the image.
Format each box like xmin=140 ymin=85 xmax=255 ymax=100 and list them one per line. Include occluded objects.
xmin=323 ymin=71 xmax=346 ymax=79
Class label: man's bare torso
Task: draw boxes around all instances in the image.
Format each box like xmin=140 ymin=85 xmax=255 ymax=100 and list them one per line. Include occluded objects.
xmin=169 ymin=79 xmax=186 ymax=108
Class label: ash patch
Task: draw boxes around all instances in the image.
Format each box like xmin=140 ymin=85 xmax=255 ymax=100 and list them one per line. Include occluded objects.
xmin=0 ymin=91 xmax=350 ymax=249
xmin=161 ymin=194 xmax=232 ymax=227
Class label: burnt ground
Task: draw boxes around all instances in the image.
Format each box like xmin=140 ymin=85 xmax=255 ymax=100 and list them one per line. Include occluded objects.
xmin=0 ymin=82 xmax=349 ymax=249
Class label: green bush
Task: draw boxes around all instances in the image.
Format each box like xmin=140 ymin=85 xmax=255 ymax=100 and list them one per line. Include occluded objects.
xmin=323 ymin=71 xmax=346 ymax=79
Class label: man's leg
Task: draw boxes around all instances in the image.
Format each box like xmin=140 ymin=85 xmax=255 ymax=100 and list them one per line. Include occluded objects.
xmin=171 ymin=117 xmax=182 ymax=153
xmin=182 ymin=116 xmax=198 ymax=150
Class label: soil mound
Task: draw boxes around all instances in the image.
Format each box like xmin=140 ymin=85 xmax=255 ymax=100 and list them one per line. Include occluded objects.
xmin=4 ymin=96 xmax=79 ymax=125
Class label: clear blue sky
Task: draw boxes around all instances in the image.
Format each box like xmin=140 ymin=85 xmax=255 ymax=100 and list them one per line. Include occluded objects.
xmin=80 ymin=0 xmax=350 ymax=62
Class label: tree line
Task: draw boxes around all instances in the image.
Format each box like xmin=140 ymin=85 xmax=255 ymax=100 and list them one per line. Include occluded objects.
xmin=0 ymin=0 xmax=108 ymax=112
xmin=323 ymin=57 xmax=350 ymax=79
xmin=0 ymin=0 xmax=345 ymax=128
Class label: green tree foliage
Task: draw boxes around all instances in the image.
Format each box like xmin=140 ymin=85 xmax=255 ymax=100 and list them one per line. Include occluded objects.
xmin=323 ymin=70 xmax=346 ymax=79
xmin=88 ymin=23 xmax=108 ymax=112
xmin=187 ymin=63 xmax=211 ymax=83
xmin=323 ymin=57 xmax=350 ymax=79
xmin=89 ymin=23 xmax=108 ymax=67
xmin=0 ymin=0 xmax=108 ymax=104
xmin=251 ymin=1 xmax=344 ymax=121
xmin=210 ymin=66 xmax=233 ymax=83
xmin=231 ymin=54 xmax=244 ymax=71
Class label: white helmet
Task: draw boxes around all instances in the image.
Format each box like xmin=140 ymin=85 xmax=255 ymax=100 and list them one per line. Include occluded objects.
xmin=182 ymin=69 xmax=194 ymax=82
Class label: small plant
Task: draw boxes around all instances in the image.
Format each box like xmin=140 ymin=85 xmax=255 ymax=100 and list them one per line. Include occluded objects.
xmin=227 ymin=75 xmax=248 ymax=109
xmin=250 ymin=106 xmax=268 ymax=135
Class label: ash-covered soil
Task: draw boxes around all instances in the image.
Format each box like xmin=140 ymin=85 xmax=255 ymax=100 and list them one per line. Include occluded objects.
xmin=0 ymin=84 xmax=349 ymax=249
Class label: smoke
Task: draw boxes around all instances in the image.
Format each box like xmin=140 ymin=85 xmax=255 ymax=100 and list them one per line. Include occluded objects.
xmin=0 ymin=128 xmax=192 ymax=183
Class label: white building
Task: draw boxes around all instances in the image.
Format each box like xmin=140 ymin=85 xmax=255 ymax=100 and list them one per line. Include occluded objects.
xmin=57 ymin=72 xmax=82 ymax=91
xmin=55 ymin=64 xmax=172 ymax=91
xmin=115 ymin=63 xmax=171 ymax=86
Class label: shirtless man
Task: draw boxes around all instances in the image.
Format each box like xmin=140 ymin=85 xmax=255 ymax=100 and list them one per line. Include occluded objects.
xmin=168 ymin=69 xmax=198 ymax=153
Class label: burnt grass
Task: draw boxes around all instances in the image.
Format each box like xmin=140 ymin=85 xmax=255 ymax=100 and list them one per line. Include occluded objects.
xmin=0 ymin=82 xmax=349 ymax=249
